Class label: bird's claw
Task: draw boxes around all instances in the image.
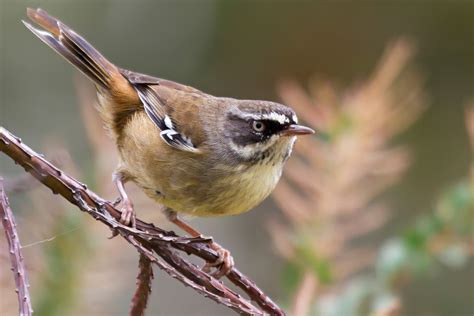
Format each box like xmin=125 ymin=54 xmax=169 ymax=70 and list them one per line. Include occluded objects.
xmin=202 ymin=243 xmax=234 ymax=279
xmin=119 ymin=199 xmax=136 ymax=228
xmin=108 ymin=199 xmax=135 ymax=239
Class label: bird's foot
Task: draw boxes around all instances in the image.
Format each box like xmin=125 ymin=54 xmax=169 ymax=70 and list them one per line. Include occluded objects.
xmin=203 ymin=242 xmax=234 ymax=279
xmin=108 ymin=198 xmax=136 ymax=239
xmin=164 ymin=208 xmax=233 ymax=278
xmin=119 ymin=198 xmax=136 ymax=228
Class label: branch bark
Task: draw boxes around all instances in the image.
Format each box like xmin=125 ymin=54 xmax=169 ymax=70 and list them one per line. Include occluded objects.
xmin=130 ymin=254 xmax=154 ymax=316
xmin=0 ymin=126 xmax=285 ymax=316
xmin=0 ymin=177 xmax=34 ymax=316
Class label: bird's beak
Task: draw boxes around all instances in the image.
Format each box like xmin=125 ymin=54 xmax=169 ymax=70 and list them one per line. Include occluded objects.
xmin=281 ymin=124 xmax=315 ymax=136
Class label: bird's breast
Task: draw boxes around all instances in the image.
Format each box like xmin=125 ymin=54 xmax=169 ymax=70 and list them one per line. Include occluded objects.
xmin=170 ymin=160 xmax=284 ymax=217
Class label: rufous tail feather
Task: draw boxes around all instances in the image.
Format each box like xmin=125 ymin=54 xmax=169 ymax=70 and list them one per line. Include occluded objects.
xmin=24 ymin=8 xmax=141 ymax=136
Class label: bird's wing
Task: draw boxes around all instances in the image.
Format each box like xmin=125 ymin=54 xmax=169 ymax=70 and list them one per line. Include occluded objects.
xmin=121 ymin=69 xmax=203 ymax=154
xmin=120 ymin=69 xmax=206 ymax=95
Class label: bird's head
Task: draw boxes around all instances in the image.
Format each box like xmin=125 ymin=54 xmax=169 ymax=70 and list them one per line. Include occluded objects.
xmin=221 ymin=100 xmax=314 ymax=164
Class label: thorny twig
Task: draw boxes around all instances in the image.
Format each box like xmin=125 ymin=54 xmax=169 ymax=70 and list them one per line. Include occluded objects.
xmin=3 ymin=152 xmax=68 ymax=195
xmin=0 ymin=178 xmax=34 ymax=316
xmin=129 ymin=254 xmax=154 ymax=316
xmin=0 ymin=126 xmax=284 ymax=316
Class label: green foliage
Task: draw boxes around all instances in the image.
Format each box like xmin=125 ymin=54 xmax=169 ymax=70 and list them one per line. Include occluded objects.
xmin=314 ymin=277 xmax=399 ymax=316
xmin=322 ymin=113 xmax=354 ymax=143
xmin=294 ymin=245 xmax=332 ymax=284
xmin=281 ymin=261 xmax=304 ymax=297
xmin=376 ymin=239 xmax=411 ymax=285
xmin=374 ymin=180 xmax=473 ymax=287
xmin=289 ymin=231 xmax=333 ymax=284
xmin=437 ymin=182 xmax=473 ymax=235
xmin=437 ymin=244 xmax=470 ymax=268
xmin=352 ymin=180 xmax=472 ymax=314
xmin=285 ymin=179 xmax=473 ymax=316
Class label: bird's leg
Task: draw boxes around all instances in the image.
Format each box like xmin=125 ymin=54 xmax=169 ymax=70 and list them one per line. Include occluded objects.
xmin=164 ymin=208 xmax=234 ymax=279
xmin=112 ymin=171 xmax=136 ymax=227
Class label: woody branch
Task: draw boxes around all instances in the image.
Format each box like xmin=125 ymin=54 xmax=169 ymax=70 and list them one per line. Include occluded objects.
xmin=0 ymin=178 xmax=34 ymax=316
xmin=0 ymin=126 xmax=284 ymax=316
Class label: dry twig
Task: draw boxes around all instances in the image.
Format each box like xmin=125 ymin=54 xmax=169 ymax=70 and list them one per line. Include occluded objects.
xmin=129 ymin=254 xmax=154 ymax=316
xmin=0 ymin=178 xmax=34 ymax=316
xmin=0 ymin=126 xmax=284 ymax=316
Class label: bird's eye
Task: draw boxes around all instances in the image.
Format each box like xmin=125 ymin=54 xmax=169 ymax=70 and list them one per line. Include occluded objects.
xmin=252 ymin=120 xmax=266 ymax=132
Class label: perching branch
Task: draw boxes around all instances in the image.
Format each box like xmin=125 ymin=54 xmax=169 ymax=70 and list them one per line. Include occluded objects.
xmin=0 ymin=178 xmax=34 ymax=316
xmin=0 ymin=126 xmax=284 ymax=316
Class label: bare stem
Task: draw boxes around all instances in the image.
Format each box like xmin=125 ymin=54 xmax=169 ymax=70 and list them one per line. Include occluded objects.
xmin=0 ymin=178 xmax=34 ymax=316
xmin=291 ymin=272 xmax=317 ymax=316
xmin=129 ymin=254 xmax=154 ymax=316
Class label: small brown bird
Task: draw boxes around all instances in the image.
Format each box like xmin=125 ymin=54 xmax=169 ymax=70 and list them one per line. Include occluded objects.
xmin=24 ymin=8 xmax=314 ymax=277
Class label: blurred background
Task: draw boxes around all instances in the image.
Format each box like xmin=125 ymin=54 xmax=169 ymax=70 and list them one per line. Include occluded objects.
xmin=1 ymin=1 xmax=473 ymax=315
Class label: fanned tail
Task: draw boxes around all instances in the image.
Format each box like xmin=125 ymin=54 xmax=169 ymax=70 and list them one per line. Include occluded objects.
xmin=24 ymin=8 xmax=140 ymax=136
xmin=24 ymin=8 xmax=120 ymax=90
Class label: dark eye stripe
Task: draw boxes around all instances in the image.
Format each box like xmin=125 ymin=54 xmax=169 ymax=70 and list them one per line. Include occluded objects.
xmin=259 ymin=119 xmax=286 ymax=134
xmin=226 ymin=113 xmax=291 ymax=147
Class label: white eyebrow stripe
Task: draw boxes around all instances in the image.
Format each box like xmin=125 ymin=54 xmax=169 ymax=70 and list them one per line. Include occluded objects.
xmin=261 ymin=112 xmax=290 ymax=124
xmin=238 ymin=112 xmax=290 ymax=124
xmin=292 ymin=113 xmax=298 ymax=123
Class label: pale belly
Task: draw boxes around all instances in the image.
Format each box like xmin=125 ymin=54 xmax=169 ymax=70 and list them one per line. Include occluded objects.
xmin=147 ymin=162 xmax=285 ymax=217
